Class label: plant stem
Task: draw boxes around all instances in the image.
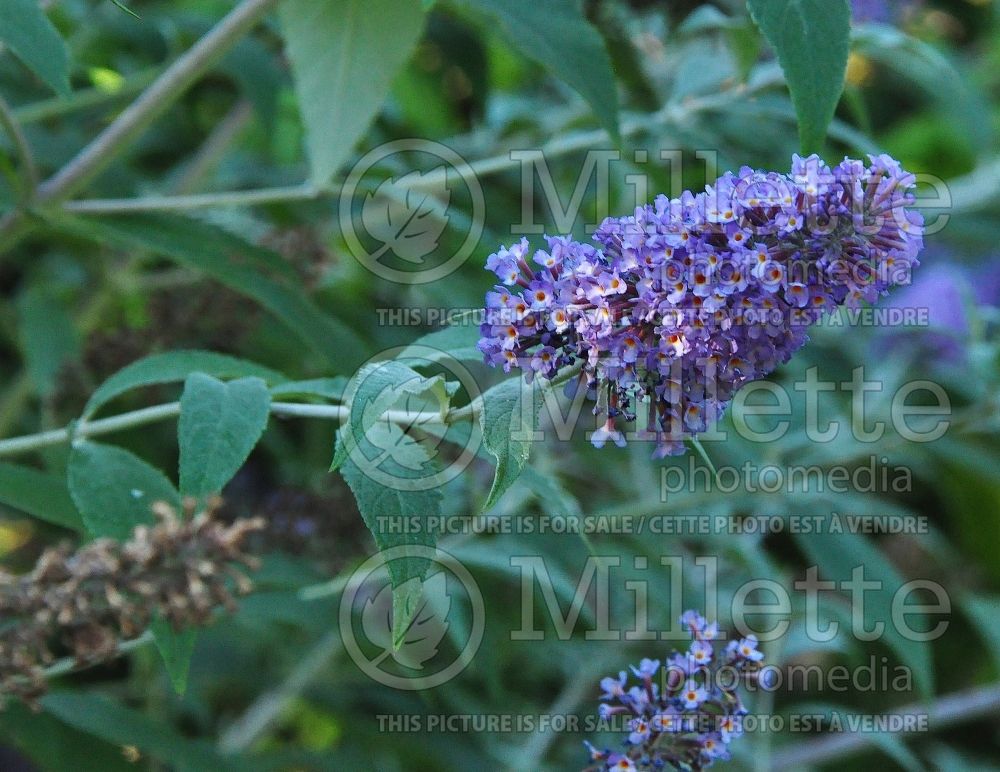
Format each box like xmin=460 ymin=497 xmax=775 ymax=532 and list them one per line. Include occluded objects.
xmin=770 ymin=682 xmax=1000 ymax=767
xmin=217 ymin=629 xmax=343 ymax=754
xmin=0 ymin=0 xmax=279 ymax=251
xmin=0 ymin=402 xmax=182 ymax=456
xmin=56 ymin=84 xmax=773 ymax=216
xmin=173 ymin=100 xmax=254 ymax=193
xmin=0 ymin=399 xmax=475 ymax=458
xmin=0 ymin=94 xmax=38 ymax=203
xmin=42 ymin=631 xmax=155 ymax=679
xmin=62 ymin=183 xmax=326 ymax=213
xmin=12 ymin=67 xmax=160 ymax=125
xmin=0 ymin=358 xmax=572 ymax=458
xmin=39 ymin=0 xmax=280 ymax=203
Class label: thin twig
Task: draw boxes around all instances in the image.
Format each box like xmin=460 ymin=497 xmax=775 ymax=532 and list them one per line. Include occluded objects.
xmin=217 ymin=630 xmax=342 ymax=754
xmin=12 ymin=67 xmax=160 ymax=125
xmin=0 ymin=94 xmax=38 ymax=202
xmin=0 ymin=399 xmax=473 ymax=458
xmin=0 ymin=402 xmax=182 ymax=456
xmin=0 ymin=360 xmax=585 ymax=458
xmin=42 ymin=631 xmax=155 ymax=679
xmin=770 ymin=682 xmax=1000 ymax=768
xmin=56 ymin=83 xmax=776 ymax=216
xmin=62 ymin=183 xmax=326 ymax=213
xmin=172 ymin=100 xmax=254 ymax=193
xmin=0 ymin=0 xmax=279 ymax=250
xmin=37 ymin=0 xmax=280 ymax=203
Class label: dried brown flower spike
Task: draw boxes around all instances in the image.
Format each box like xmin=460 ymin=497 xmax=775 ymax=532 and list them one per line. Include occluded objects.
xmin=0 ymin=500 xmax=264 ymax=706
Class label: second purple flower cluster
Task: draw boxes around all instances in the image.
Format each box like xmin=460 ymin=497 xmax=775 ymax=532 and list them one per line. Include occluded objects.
xmin=584 ymin=611 xmax=764 ymax=772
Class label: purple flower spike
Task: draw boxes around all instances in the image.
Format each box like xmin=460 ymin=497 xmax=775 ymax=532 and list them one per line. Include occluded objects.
xmin=585 ymin=612 xmax=762 ymax=771
xmin=479 ymin=155 xmax=924 ymax=457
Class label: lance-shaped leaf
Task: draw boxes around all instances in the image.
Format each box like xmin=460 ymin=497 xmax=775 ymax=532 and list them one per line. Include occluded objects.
xmin=16 ymin=286 xmax=79 ymax=399
xmin=795 ymin=529 xmax=933 ymax=698
xmin=457 ymin=0 xmax=619 ymax=139
xmin=269 ymin=377 xmax=347 ymax=402
xmin=479 ymin=377 xmax=543 ymax=509
xmin=0 ymin=462 xmax=83 ymax=532
xmin=56 ymin=214 xmax=366 ymax=372
xmin=68 ymin=442 xmax=180 ymax=541
xmin=395 ymin=320 xmax=482 ymax=365
xmin=178 ymin=374 xmax=271 ymax=498
xmin=149 ymin=619 xmax=197 ymax=697
xmin=280 ymin=0 xmax=426 ymax=183
xmin=747 ymin=0 xmax=851 ymax=154
xmin=40 ymin=692 xmax=234 ymax=769
xmin=0 ymin=0 xmax=70 ymax=96
xmin=339 ymin=422 xmax=444 ymax=646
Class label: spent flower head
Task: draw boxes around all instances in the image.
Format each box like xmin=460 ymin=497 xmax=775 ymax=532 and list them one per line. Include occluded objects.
xmin=0 ymin=499 xmax=263 ymax=706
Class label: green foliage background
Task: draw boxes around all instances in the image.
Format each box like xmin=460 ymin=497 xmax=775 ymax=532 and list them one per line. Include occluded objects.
xmin=0 ymin=0 xmax=998 ymax=770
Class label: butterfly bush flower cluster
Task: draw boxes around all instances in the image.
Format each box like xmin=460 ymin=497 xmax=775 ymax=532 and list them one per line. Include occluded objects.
xmin=583 ymin=612 xmax=764 ymax=771
xmin=478 ymin=154 xmax=924 ymax=457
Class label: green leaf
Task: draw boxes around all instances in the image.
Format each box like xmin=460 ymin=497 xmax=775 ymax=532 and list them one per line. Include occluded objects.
xmin=747 ymin=0 xmax=851 ymax=153
xmin=16 ymin=287 xmax=79 ymax=399
xmin=868 ymin=730 xmax=925 ymax=772
xmin=219 ymin=36 xmax=282 ymax=129
xmin=933 ymin=451 xmax=1000 ymax=583
xmin=1 ymin=699 xmax=137 ymax=772
xmin=458 ymin=0 xmax=619 ymax=139
xmin=339 ymin=422 xmax=443 ymax=645
xmin=330 ymin=360 xmax=457 ymax=472
xmin=83 ymin=349 xmax=285 ymax=420
xmin=332 ymin=360 xmax=459 ymax=643
xmin=269 ymin=377 xmax=347 ymax=402
xmin=55 ymin=214 xmax=366 ymax=372
xmin=852 ymin=24 xmax=993 ymax=160
xmin=389 ymin=575 xmax=429 ymax=651
xmin=41 ymin=692 xmax=233 ymax=770
xmin=962 ymin=594 xmax=1000 ymax=675
xmin=479 ymin=377 xmax=542 ymax=510
xmin=795 ymin=529 xmax=934 ymax=697
xmin=279 ymin=0 xmax=427 ymax=183
xmin=109 ymin=1 xmax=141 ymax=19
xmin=395 ymin=323 xmax=483 ymax=365
xmin=362 ymin=172 xmax=451 ymax=265
xmin=0 ymin=462 xmax=83 ymax=531
xmin=67 ymin=441 xmax=180 ymax=541
xmin=0 ymin=0 xmax=71 ymax=96
xmin=454 ymin=537 xmax=596 ymax=627
xmin=518 ymin=465 xmax=581 ymax=519
xmin=178 ymin=374 xmax=271 ymax=497
xmin=66 ymin=442 xmax=196 ymax=692
xmin=150 ymin=618 xmax=197 ymax=696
